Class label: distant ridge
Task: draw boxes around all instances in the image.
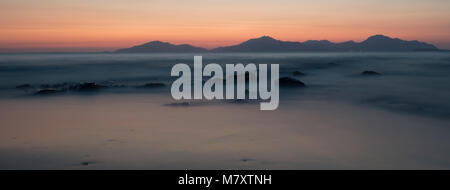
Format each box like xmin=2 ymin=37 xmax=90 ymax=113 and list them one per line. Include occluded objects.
xmin=212 ymin=35 xmax=438 ymax=52
xmin=115 ymin=41 xmax=207 ymax=53
xmin=116 ymin=35 xmax=440 ymax=53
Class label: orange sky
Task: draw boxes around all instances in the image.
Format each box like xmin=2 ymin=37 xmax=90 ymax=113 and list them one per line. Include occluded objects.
xmin=1 ymin=0 xmax=450 ymax=52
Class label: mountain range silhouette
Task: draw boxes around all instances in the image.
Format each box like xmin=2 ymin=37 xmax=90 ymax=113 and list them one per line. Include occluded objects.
xmin=115 ymin=35 xmax=440 ymax=53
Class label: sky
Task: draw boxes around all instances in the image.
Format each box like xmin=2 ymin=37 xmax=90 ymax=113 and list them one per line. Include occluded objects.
xmin=1 ymin=0 xmax=450 ymax=52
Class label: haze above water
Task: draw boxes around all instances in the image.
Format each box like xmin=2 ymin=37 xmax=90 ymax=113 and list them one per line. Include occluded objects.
xmin=1 ymin=52 xmax=450 ymax=169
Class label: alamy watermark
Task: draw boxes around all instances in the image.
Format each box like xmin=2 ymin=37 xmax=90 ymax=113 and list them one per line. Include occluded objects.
xmin=170 ymin=56 xmax=279 ymax=110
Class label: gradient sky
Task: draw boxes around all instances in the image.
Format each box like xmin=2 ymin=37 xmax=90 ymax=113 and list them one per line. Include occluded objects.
xmin=1 ymin=0 xmax=449 ymax=52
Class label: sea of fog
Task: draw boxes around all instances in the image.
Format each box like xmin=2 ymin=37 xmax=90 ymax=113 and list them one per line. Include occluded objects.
xmin=0 ymin=52 xmax=450 ymax=169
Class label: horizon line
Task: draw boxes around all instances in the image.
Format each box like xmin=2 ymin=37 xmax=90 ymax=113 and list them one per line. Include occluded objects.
xmin=0 ymin=34 xmax=448 ymax=53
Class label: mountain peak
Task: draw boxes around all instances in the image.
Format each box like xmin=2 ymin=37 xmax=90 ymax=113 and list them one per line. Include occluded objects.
xmin=115 ymin=40 xmax=207 ymax=53
xmin=368 ymin=34 xmax=390 ymax=38
xmin=360 ymin=34 xmax=437 ymax=51
xmin=140 ymin=41 xmax=171 ymax=46
xmin=364 ymin=34 xmax=394 ymax=42
xmin=145 ymin=40 xmax=166 ymax=44
xmin=257 ymin=36 xmax=276 ymax=40
xmin=246 ymin=36 xmax=278 ymax=42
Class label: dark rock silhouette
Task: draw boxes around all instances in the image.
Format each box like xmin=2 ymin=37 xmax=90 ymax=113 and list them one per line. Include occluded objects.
xmin=115 ymin=41 xmax=207 ymax=53
xmin=16 ymin=84 xmax=33 ymax=89
xmin=278 ymin=77 xmax=306 ymax=87
xmin=35 ymin=88 xmax=64 ymax=95
xmin=80 ymin=161 xmax=97 ymax=166
xmin=31 ymin=81 xmax=128 ymax=95
xmin=40 ymin=83 xmax=69 ymax=89
xmin=70 ymin=82 xmax=105 ymax=91
xmin=137 ymin=82 xmax=166 ymax=88
xmin=240 ymin=158 xmax=255 ymax=162
xmin=361 ymin=71 xmax=381 ymax=76
xmin=165 ymin=102 xmax=190 ymax=107
xmin=292 ymin=71 xmax=305 ymax=76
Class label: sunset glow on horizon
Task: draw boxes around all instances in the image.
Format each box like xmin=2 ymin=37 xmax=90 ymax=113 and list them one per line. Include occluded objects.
xmin=1 ymin=0 xmax=450 ymax=52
